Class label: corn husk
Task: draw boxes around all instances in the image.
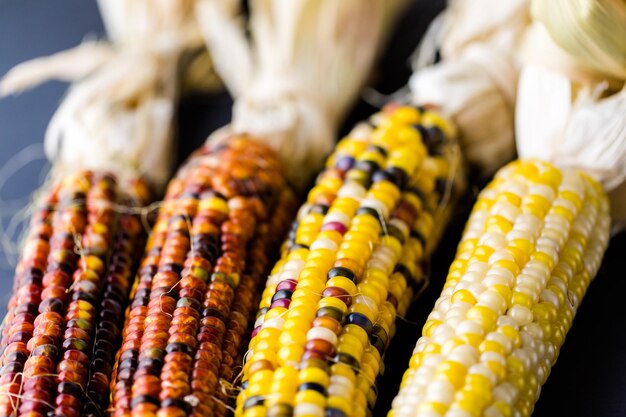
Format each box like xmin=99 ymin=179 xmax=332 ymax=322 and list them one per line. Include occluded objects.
xmin=517 ymin=0 xmax=626 ymax=229
xmin=408 ymin=0 xmax=529 ymax=179
xmin=196 ymin=0 xmax=406 ymax=190
xmin=0 ymin=0 xmax=217 ymax=191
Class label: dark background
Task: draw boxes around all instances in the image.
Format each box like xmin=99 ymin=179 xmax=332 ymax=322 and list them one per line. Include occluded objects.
xmin=1 ymin=1 xmax=624 ymax=416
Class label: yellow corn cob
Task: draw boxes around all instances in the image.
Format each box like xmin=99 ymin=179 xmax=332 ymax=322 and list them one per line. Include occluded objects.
xmin=236 ymin=105 xmax=463 ymax=417
xmin=389 ymin=160 xmax=611 ymax=417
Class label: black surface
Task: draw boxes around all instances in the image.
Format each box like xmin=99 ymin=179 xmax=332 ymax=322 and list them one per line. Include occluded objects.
xmin=1 ymin=1 xmax=625 ymax=416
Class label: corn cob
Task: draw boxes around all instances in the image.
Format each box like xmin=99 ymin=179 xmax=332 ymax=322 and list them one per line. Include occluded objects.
xmin=389 ymin=160 xmax=611 ymax=417
xmin=109 ymin=138 xmax=296 ymax=417
xmin=236 ymin=105 xmax=463 ymax=417
xmin=0 ymin=171 xmax=150 ymax=417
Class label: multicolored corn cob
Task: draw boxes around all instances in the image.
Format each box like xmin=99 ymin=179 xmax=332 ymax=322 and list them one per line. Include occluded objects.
xmin=236 ymin=105 xmax=464 ymax=417
xmin=389 ymin=160 xmax=610 ymax=417
xmin=109 ymin=138 xmax=296 ymax=417
xmin=0 ymin=171 xmax=150 ymax=417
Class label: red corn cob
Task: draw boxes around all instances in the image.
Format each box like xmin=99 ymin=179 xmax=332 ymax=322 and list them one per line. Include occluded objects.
xmin=109 ymin=138 xmax=296 ymax=417
xmin=0 ymin=171 xmax=151 ymax=417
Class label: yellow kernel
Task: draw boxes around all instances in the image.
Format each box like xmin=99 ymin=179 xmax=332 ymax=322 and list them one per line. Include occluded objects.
xmin=473 ymin=246 xmax=495 ymax=262
xmin=479 ymin=340 xmax=506 ymax=355
xmin=342 ymin=325 xmax=369 ymax=346
xmin=467 ymin=306 xmax=498 ymax=332
xmin=330 ymin=362 xmax=356 ymax=382
xmin=494 ymin=401 xmax=513 ymax=417
xmin=327 ymin=396 xmax=351 ymax=415
xmin=498 ymin=326 xmax=521 ymax=349
xmin=492 ymin=259 xmax=520 ymax=275
xmin=498 ymin=191 xmax=522 ymax=207
xmin=422 ymin=111 xmax=455 ymax=138
xmin=452 ymin=289 xmax=477 ymax=305
xmin=437 ymin=360 xmax=467 ymax=389
xmin=390 ymin=106 xmax=421 ymax=125
xmin=265 ymin=307 xmax=287 ymax=320
xmin=295 ymin=390 xmax=326 ymax=408
xmin=512 ymin=292 xmax=534 ymax=309
xmin=506 ymin=356 xmax=526 ymax=375
xmin=530 ymin=251 xmax=554 ymax=270
xmin=242 ymin=406 xmax=267 ymax=417
xmin=254 ymin=338 xmax=279 ymax=353
xmin=486 ymin=359 xmax=506 ymax=380
xmin=486 ymin=215 xmax=513 ymax=233
xmin=417 ymin=402 xmax=448 ymax=415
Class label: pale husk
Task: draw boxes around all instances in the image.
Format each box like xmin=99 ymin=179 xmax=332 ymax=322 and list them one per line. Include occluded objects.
xmin=0 ymin=0 xmax=216 ymax=192
xmin=409 ymin=0 xmax=530 ymax=179
xmin=517 ymin=0 xmax=626 ymax=229
xmin=196 ymin=0 xmax=406 ymax=190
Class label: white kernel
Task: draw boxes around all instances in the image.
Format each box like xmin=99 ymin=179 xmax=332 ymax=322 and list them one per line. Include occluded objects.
xmin=466 ymin=261 xmax=489 ymax=275
xmin=511 ymin=348 xmax=532 ymax=370
xmin=554 ymin=197 xmax=578 ymax=216
xmin=446 ymin=407 xmax=474 ymax=417
xmin=477 ymin=290 xmax=507 ymax=313
xmin=448 ymin=346 xmax=478 ymax=368
xmin=529 ymin=184 xmax=555 ymax=201
xmin=491 ymin=201 xmax=521 ymax=223
xmin=263 ymin=317 xmax=284 ymax=330
xmin=279 ymin=270 xmax=299 ymax=282
xmin=389 ymin=218 xmax=409 ymax=239
xmin=508 ymin=305 xmax=533 ymax=326
xmin=515 ymin=275 xmax=542 ymax=292
xmin=485 ymin=332 xmax=512 ymax=353
xmin=338 ymin=182 xmax=367 ymax=199
xmin=324 ymin=212 xmax=351 ymax=226
xmin=468 ymin=363 xmax=497 ymax=385
xmin=523 ymin=260 xmax=551 ymax=279
xmin=461 ymin=271 xmax=487 ymax=284
xmin=456 ymin=320 xmax=485 ymax=338
xmin=479 ymin=232 xmax=507 ymax=250
xmin=425 ymin=379 xmax=455 ymax=404
xmin=506 ymin=229 xmax=534 ymax=242
xmin=467 ymin=283 xmax=487 ymax=299
xmin=307 ymin=326 xmax=338 ymax=344
xmin=283 ymin=259 xmax=305 ymax=271
xmin=361 ymin=198 xmax=389 ymax=219
xmin=294 ymin=403 xmax=324 ymax=417
xmin=540 ymin=289 xmax=560 ymax=309
xmin=489 ymin=250 xmax=516 ymax=264
xmin=496 ymin=315 xmax=519 ymax=329
xmin=486 ymin=267 xmax=515 ymax=285
xmin=310 ymin=237 xmax=338 ymax=251
xmin=481 ymin=351 xmax=506 ymax=367
xmin=493 ymin=382 xmax=518 ymax=403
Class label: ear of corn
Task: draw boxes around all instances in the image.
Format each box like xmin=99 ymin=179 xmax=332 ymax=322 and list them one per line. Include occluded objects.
xmin=236 ymin=105 xmax=463 ymax=417
xmin=109 ymin=138 xmax=296 ymax=417
xmin=389 ymin=160 xmax=611 ymax=417
xmin=0 ymin=171 xmax=150 ymax=417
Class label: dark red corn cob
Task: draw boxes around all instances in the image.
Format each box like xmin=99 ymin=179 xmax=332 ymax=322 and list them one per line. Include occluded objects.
xmin=0 ymin=171 xmax=151 ymax=417
xmin=83 ymin=203 xmax=148 ymax=416
xmin=109 ymin=138 xmax=296 ymax=417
